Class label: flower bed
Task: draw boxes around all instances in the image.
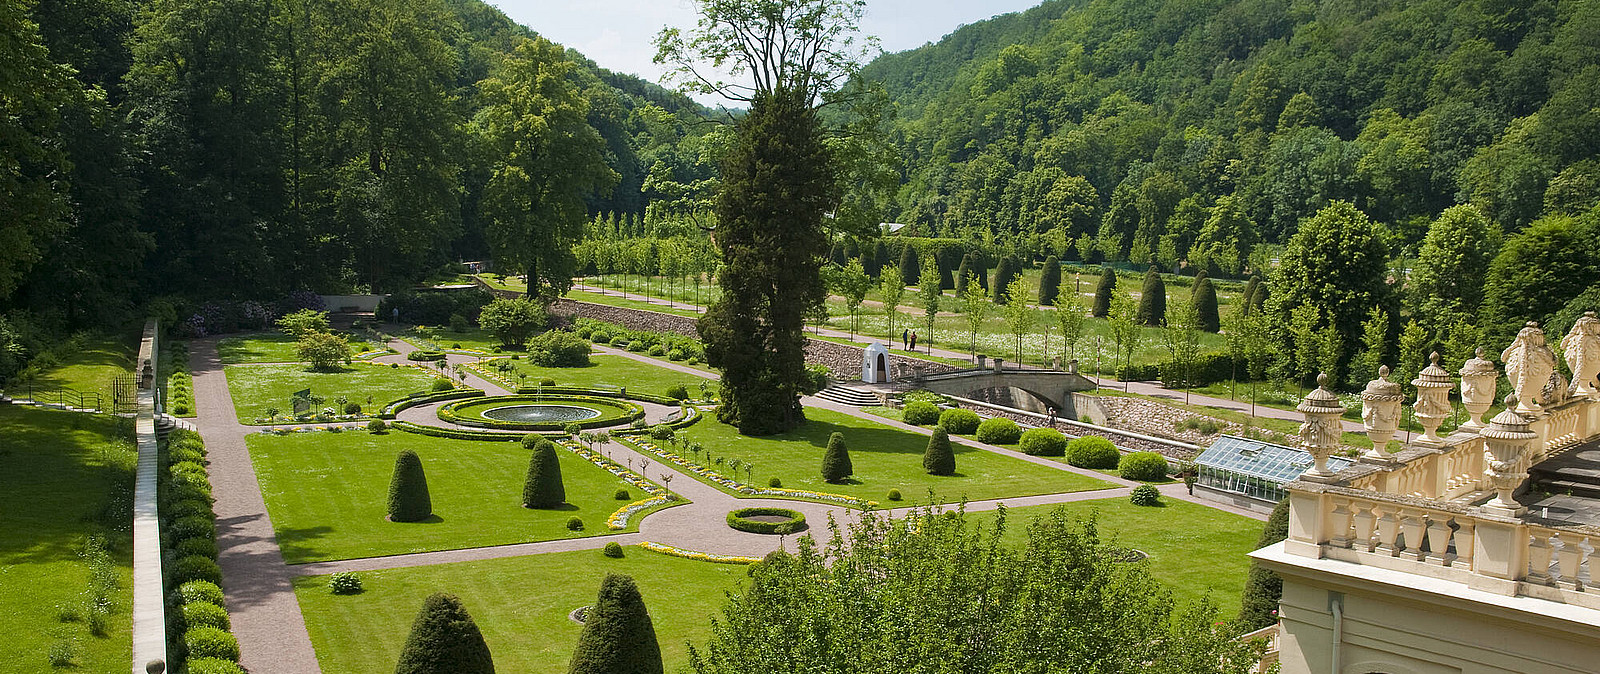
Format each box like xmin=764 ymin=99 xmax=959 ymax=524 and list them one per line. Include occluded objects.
xmin=726 ymin=506 xmax=807 ymax=535
xmin=639 ymin=541 xmax=761 ymax=565
xmin=557 ymin=441 xmax=679 ymax=530
xmin=625 ymin=438 xmax=874 ymax=508
xmin=437 ymin=394 xmax=644 ymax=431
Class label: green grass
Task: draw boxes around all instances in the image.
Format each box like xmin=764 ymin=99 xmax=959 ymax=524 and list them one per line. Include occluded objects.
xmin=248 ymin=430 xmax=671 ymax=563
xmin=974 ymin=497 xmax=1263 ymax=615
xmin=501 ymin=354 xmax=711 ymax=398
xmin=0 ymin=406 xmax=135 ymax=674
xmin=402 ymin=325 xmax=506 ymax=353
xmin=18 ymin=334 xmax=137 ymax=402
xmin=294 ymin=548 xmax=744 ymax=674
xmin=563 ymin=288 xmax=706 ymax=319
xmin=219 ymin=332 xmax=376 ymax=364
xmin=225 ymin=362 xmax=441 ymax=423
xmin=675 ymin=406 xmax=1114 ymax=503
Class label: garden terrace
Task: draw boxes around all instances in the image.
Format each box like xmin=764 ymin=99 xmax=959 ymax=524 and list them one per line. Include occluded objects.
xmin=219 ymin=332 xmax=378 ymax=364
xmin=482 ymin=353 xmax=711 ymax=399
xmin=224 ymin=362 xmax=441 ymax=424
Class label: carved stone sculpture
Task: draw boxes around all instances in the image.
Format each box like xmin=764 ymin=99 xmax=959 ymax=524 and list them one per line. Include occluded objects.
xmin=1458 ymin=347 xmax=1498 ymax=430
xmin=1479 ymin=395 xmax=1535 ymax=514
xmin=1561 ymin=311 xmax=1600 ymax=398
xmin=1298 ymin=373 xmax=1345 ymax=479
xmin=1411 ymin=352 xmax=1454 ymax=446
xmin=1502 ymin=322 xmax=1556 ymax=416
xmin=1361 ymin=365 xmax=1404 ymax=460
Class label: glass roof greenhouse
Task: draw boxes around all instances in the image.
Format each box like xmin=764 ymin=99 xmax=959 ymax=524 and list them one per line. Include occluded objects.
xmin=1194 ymin=435 xmax=1354 ymax=503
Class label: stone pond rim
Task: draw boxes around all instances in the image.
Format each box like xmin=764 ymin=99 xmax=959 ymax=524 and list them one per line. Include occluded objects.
xmin=481 ymin=404 xmax=601 ymax=424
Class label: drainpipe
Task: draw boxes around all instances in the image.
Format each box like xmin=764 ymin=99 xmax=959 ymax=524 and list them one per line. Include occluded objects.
xmin=1330 ymin=592 xmax=1344 ymax=674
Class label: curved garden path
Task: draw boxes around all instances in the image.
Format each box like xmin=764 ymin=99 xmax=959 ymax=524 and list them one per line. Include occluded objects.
xmin=189 ymin=328 xmax=1265 ymax=673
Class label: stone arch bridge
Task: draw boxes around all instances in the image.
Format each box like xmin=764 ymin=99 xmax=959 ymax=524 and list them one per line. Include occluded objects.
xmin=914 ymin=365 xmax=1097 ymax=418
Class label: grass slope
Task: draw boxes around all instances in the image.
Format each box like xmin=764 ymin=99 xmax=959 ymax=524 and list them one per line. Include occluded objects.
xmin=0 ymin=406 xmax=134 ymax=673
xmin=224 ymin=363 xmax=439 ymax=423
xmin=24 ymin=335 xmax=136 ymax=401
xmin=248 ymin=431 xmax=665 ymax=563
xmin=675 ymin=406 xmax=1113 ymax=503
xmin=294 ymin=548 xmax=742 ymax=674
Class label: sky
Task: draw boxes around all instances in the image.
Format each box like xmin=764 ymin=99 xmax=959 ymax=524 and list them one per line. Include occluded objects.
xmin=488 ymin=0 xmax=1043 ymax=106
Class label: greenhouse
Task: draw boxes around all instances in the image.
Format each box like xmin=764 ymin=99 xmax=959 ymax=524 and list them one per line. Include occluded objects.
xmin=1194 ymin=434 xmax=1354 ymax=504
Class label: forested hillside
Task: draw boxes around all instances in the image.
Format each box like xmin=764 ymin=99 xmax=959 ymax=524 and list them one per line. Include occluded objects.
xmin=2 ymin=0 xmax=714 ymax=336
xmin=864 ymin=0 xmax=1600 ymax=273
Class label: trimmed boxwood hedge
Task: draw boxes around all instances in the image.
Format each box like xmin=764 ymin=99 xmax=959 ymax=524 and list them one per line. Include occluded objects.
xmin=184 ymin=627 xmax=240 ymax=662
xmin=975 ymin=417 xmax=1022 ymax=444
xmin=1066 ymin=436 xmax=1121 ymax=469
xmin=1017 ymin=428 xmax=1068 ymax=456
xmin=1119 ymin=451 xmax=1171 ymax=481
xmin=407 ymin=350 xmax=448 ymax=361
xmin=513 ymin=384 xmax=681 ymax=406
xmin=379 ymin=388 xmax=486 ymax=419
xmin=390 ymin=421 xmax=534 ymax=442
xmin=726 ymin=507 xmax=807 ymax=535
xmin=902 ymin=401 xmax=941 ymax=425
xmin=937 ymin=408 xmax=981 ymax=434
xmin=437 ymin=394 xmax=644 ymax=431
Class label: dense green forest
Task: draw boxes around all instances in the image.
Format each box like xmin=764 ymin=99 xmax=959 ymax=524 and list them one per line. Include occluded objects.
xmin=861 ymin=0 xmax=1600 ymax=269
xmin=1 ymin=0 xmax=716 ymax=339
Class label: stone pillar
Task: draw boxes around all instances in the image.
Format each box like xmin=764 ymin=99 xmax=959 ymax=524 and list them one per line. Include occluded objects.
xmin=976 ymin=354 xmax=987 ymax=369
xmin=1459 ymin=347 xmax=1499 ymax=431
xmin=991 ymin=357 xmax=1004 ymax=373
xmin=1360 ymin=365 xmax=1403 ymax=462
xmin=1480 ymin=394 xmax=1535 ymax=516
xmin=1298 ymin=373 xmax=1345 ymax=480
xmin=1411 ymin=352 xmax=1454 ymax=446
xmin=1067 ymin=359 xmax=1079 ymax=375
xmin=1561 ymin=311 xmax=1600 ymax=398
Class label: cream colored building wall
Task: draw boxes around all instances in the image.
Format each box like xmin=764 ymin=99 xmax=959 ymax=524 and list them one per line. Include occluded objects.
xmin=1269 ymin=554 xmax=1600 ymax=674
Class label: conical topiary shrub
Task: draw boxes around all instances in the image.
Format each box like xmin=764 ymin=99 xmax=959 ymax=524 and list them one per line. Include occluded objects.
xmin=899 ymin=245 xmax=920 ymax=284
xmin=569 ymin=574 xmax=663 ymax=674
xmin=1193 ymin=276 xmax=1220 ymax=332
xmin=923 ymin=427 xmax=955 ymax=476
xmin=955 ymin=254 xmax=974 ymax=295
xmin=522 ymin=439 xmax=566 ymax=508
xmin=395 ymin=593 xmax=494 ymax=674
xmin=821 ymin=432 xmax=852 ymax=483
xmin=1240 ymin=275 xmax=1260 ymax=317
xmin=991 ymin=258 xmax=1018 ymax=304
xmin=1092 ymin=267 xmax=1116 ymax=317
xmin=1137 ymin=267 xmax=1165 ymax=326
xmin=1038 ymin=255 xmax=1061 ymax=306
xmin=387 ymin=450 xmax=432 ymax=523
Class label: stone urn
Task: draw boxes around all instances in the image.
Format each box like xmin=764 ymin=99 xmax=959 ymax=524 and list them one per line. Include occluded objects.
xmin=1360 ymin=365 xmax=1404 ymax=461
xmin=1479 ymin=395 xmax=1535 ymax=514
xmin=1297 ymin=373 xmax=1345 ymax=480
xmin=1458 ymin=347 xmax=1498 ymax=430
xmin=1411 ymin=352 xmax=1454 ymax=446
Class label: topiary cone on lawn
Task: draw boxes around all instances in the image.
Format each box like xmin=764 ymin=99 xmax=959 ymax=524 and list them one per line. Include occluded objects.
xmin=569 ymin=574 xmax=663 ymax=674
xmin=387 ymin=450 xmax=432 ymax=522
xmin=395 ymin=593 xmax=495 ymax=674
xmin=923 ymin=427 xmax=955 ymax=476
xmin=821 ymin=432 xmax=852 ymax=483
xmin=523 ymin=438 xmax=566 ymax=508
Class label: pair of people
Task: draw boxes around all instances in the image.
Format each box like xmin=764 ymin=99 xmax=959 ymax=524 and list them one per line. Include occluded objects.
xmin=900 ymin=328 xmax=918 ymax=351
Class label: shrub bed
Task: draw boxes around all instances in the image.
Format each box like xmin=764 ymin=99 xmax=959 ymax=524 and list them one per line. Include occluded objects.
xmin=975 ymin=417 xmax=1022 ymax=444
xmin=159 ymin=429 xmax=244 ymax=670
xmin=1066 ymin=436 xmax=1120 ymax=469
xmin=725 ymin=507 xmax=808 ymax=535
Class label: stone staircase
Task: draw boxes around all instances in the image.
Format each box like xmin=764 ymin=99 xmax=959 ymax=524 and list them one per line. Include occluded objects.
xmin=1529 ymin=446 xmax=1600 ymax=499
xmin=815 ymin=385 xmax=880 ymax=407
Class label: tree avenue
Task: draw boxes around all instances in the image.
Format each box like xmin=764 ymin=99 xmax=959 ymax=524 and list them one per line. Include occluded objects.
xmin=659 ymin=0 xmax=870 ymax=435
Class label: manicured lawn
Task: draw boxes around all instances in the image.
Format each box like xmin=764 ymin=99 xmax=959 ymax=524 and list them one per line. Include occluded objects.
xmin=402 ymin=325 xmax=504 ymax=353
xmin=974 ymin=497 xmax=1264 ymax=615
xmin=563 ymin=288 xmax=705 ymax=319
xmin=294 ymin=548 xmax=743 ymax=674
xmin=224 ymin=362 xmax=440 ymax=423
xmin=0 ymin=406 xmax=135 ymax=673
xmin=501 ymin=353 xmax=711 ymax=398
xmin=22 ymin=334 xmax=136 ymax=402
xmin=675 ymin=406 xmax=1114 ymax=504
xmin=249 ymin=430 xmax=669 ymax=563
xmin=219 ymin=332 xmax=377 ymax=364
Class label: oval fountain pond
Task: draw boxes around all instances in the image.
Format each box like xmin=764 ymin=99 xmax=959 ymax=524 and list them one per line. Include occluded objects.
xmin=480 ymin=404 xmax=602 ymax=424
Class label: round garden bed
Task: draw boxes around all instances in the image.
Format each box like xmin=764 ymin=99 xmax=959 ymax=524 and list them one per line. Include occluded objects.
xmin=437 ymin=394 xmax=644 ymax=431
xmin=726 ymin=507 xmax=807 ymax=535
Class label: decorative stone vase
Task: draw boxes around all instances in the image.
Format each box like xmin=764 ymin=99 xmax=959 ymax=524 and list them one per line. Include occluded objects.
xmin=1411 ymin=352 xmax=1454 ymax=446
xmin=1561 ymin=311 xmax=1600 ymax=399
xmin=1479 ymin=395 xmax=1536 ymax=514
xmin=1458 ymin=347 xmax=1499 ymax=431
xmin=1297 ymin=373 xmax=1345 ymax=479
xmin=1502 ymin=322 xmax=1556 ymax=417
xmin=1360 ymin=365 xmax=1404 ymax=461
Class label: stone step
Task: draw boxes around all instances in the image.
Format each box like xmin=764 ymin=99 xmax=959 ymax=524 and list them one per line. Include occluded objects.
xmin=816 ymin=386 xmax=880 ymax=407
xmin=1532 ymin=478 xmax=1600 ymax=500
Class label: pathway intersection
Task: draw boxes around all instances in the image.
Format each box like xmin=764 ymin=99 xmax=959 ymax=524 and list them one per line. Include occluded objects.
xmin=190 ymin=326 xmax=1265 ymax=673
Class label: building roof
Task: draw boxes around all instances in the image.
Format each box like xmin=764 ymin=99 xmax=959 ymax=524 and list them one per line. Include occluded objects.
xmin=1196 ymin=434 xmax=1354 ymax=483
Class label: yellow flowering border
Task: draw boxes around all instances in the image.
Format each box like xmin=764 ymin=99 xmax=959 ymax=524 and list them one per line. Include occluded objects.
xmin=639 ymin=541 xmax=762 ymax=565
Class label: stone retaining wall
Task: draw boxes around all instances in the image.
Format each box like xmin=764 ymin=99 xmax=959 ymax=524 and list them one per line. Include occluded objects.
xmin=947 ymin=394 xmax=1202 ymax=462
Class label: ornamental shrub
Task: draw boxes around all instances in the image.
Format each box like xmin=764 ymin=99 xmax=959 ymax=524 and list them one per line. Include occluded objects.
xmin=666 ymin=348 xmax=687 ymax=361
xmin=1137 ymin=268 xmax=1166 ymax=326
xmin=603 ymin=542 xmax=625 ymax=558
xmin=368 ymin=419 xmax=387 ymax=433
xmin=408 ymin=350 xmax=447 ymax=361
xmin=344 ymin=401 xmax=361 ymax=415
xmin=395 ymin=593 xmax=495 ymax=674
xmin=523 ymin=439 xmax=566 ymax=508
xmin=1066 ymin=436 xmax=1120 ymax=469
xmin=430 ymin=378 xmax=454 ymax=392
xmin=167 ymin=498 xmax=213 ymax=521
xmin=1239 ymin=498 xmax=1291 ymax=630
xmin=768 ymin=477 xmax=782 ymax=488
xmin=821 ymin=432 xmax=852 ymax=483
xmin=183 ymin=601 xmax=231 ymax=631
xmin=648 ymin=424 xmax=674 ymax=440
xmin=937 ymin=408 xmax=981 ymax=434
xmin=902 ymin=401 xmax=941 ymax=425
xmin=175 ymin=536 xmax=217 ymax=560
xmin=1018 ymin=428 xmax=1068 ymax=456
xmin=647 ymin=344 xmax=666 ymax=357
xmin=1119 ymin=452 xmax=1170 ymax=481
xmin=184 ymin=627 xmax=240 ymax=662
xmin=567 ymin=516 xmax=584 ymax=531
xmin=887 ymin=488 xmax=902 ymax=501
xmin=186 ymin=657 xmax=246 ymax=674
xmin=627 ymin=340 xmax=645 ymax=352
xmin=726 ymin=507 xmax=807 ymax=534
xmin=614 ymin=488 xmax=630 ymax=500
xmin=1092 ymin=267 xmax=1116 ymax=317
xmin=178 ymin=580 xmax=225 ymax=607
xmin=1192 ymin=276 xmax=1220 ymax=332
xmin=387 ymin=450 xmax=433 ymax=523
xmin=1038 ymin=255 xmax=1062 ymax=305
xmin=665 ymin=384 xmax=689 ymax=400
xmin=528 ymin=330 xmax=592 ymax=367
xmin=569 ymin=574 xmax=664 ymax=674
xmin=329 ymin=571 xmax=363 ymax=595
xmin=172 ymin=556 xmax=222 ymax=585
xmin=923 ymin=428 xmax=956 ymax=476
xmin=276 ymin=308 xmax=330 ymax=338
xmin=975 ymin=417 xmax=1021 ymax=444
xmin=478 ymin=297 xmax=547 ymax=347
xmin=169 ymin=515 xmax=214 ymax=541
xmin=1130 ymin=484 xmax=1161 ymax=506
xmin=610 ymin=336 xmax=629 ymax=347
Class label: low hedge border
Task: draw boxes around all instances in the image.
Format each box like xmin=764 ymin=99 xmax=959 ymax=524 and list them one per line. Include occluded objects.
xmin=437 ymin=394 xmax=644 ymax=431
xmin=377 ymin=388 xmax=486 ymax=419
xmin=725 ymin=506 xmax=808 ymax=535
xmin=514 ymin=384 xmax=681 ymax=406
xmin=406 ymin=350 xmax=448 ymax=362
xmin=389 ymin=420 xmax=542 ymax=442
xmin=612 ymin=404 xmax=701 ymax=435
xmin=158 ymin=429 xmax=244 ymax=671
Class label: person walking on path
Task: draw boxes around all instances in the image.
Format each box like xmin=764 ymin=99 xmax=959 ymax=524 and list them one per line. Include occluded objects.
xmin=909 ymin=330 xmax=918 ymax=352
xmin=901 ymin=328 xmax=909 ymax=350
